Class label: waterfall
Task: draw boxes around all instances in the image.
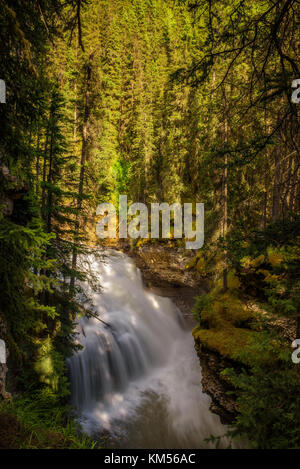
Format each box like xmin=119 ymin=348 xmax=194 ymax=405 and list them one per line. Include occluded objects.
xmin=68 ymin=249 xmax=233 ymax=448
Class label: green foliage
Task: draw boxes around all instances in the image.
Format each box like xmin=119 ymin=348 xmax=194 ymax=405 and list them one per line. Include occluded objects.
xmin=193 ymin=218 xmax=300 ymax=448
xmin=192 ymin=293 xmax=213 ymax=322
xmin=0 ymin=391 xmax=99 ymax=449
xmin=224 ymin=364 xmax=300 ymax=449
xmin=1 ymin=0 xmax=300 ymax=451
xmin=0 ymin=0 xmax=84 ymax=411
xmin=0 ymin=219 xmax=53 ymax=355
xmin=33 ymin=337 xmax=69 ymax=396
xmin=228 ymin=217 xmax=300 ymax=319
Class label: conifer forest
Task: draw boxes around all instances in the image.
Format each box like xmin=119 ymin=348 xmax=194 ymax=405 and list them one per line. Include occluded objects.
xmin=0 ymin=0 xmax=300 ymax=451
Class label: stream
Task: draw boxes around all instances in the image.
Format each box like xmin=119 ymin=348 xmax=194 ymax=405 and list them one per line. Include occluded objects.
xmin=68 ymin=250 xmax=234 ymax=449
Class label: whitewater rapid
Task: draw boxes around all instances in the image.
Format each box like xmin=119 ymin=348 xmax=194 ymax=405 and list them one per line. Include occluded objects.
xmin=68 ymin=250 xmax=234 ymax=448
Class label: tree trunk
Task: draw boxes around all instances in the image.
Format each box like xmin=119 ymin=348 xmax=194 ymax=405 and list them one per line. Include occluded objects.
xmin=35 ymin=117 xmax=41 ymax=195
xmin=46 ymin=126 xmax=54 ymax=233
xmin=223 ymin=118 xmax=228 ymax=292
xmin=272 ymin=149 xmax=281 ymax=222
xmin=70 ymin=61 xmax=92 ymax=294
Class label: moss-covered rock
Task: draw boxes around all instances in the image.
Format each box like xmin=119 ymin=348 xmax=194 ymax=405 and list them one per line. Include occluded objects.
xmin=193 ymin=326 xmax=260 ymax=366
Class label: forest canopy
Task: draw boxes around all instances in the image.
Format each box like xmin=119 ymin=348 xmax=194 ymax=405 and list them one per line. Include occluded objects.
xmin=0 ymin=0 xmax=299 ymax=450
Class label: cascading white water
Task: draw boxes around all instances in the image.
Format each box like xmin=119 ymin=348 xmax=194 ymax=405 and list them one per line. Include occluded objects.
xmin=68 ymin=250 xmax=234 ymax=448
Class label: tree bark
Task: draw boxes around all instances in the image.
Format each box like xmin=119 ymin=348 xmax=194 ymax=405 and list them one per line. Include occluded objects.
xmin=272 ymin=149 xmax=281 ymax=222
xmin=70 ymin=61 xmax=92 ymax=293
xmin=223 ymin=119 xmax=228 ymax=292
xmin=35 ymin=117 xmax=41 ymax=196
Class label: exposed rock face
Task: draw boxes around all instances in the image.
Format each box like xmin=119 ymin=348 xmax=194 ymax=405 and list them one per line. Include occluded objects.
xmin=126 ymin=245 xmax=204 ymax=323
xmin=0 ymin=161 xmax=29 ymax=222
xmin=134 ymin=245 xmax=200 ymax=288
xmin=194 ymin=345 xmax=238 ymax=424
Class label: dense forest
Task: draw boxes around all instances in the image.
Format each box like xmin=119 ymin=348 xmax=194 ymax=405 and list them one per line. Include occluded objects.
xmin=0 ymin=0 xmax=300 ymax=450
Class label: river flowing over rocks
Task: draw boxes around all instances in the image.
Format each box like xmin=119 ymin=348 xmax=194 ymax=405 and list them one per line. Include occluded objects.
xmin=67 ymin=250 xmax=237 ymax=448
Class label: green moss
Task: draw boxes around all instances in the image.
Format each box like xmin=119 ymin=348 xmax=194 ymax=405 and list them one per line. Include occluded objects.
xmin=201 ymin=292 xmax=254 ymax=328
xmin=193 ymin=282 xmax=286 ymax=367
xmin=193 ymin=326 xmax=261 ymax=365
xmin=241 ymin=254 xmax=265 ymax=269
xmin=196 ymin=275 xmax=255 ymax=329
xmin=267 ymin=247 xmax=284 ymax=267
xmin=211 ymin=271 xmax=240 ymax=294
xmin=192 ymin=272 xmax=277 ymax=366
xmin=185 ymin=256 xmax=197 ymax=270
xmin=196 ymin=255 xmax=206 ymax=274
